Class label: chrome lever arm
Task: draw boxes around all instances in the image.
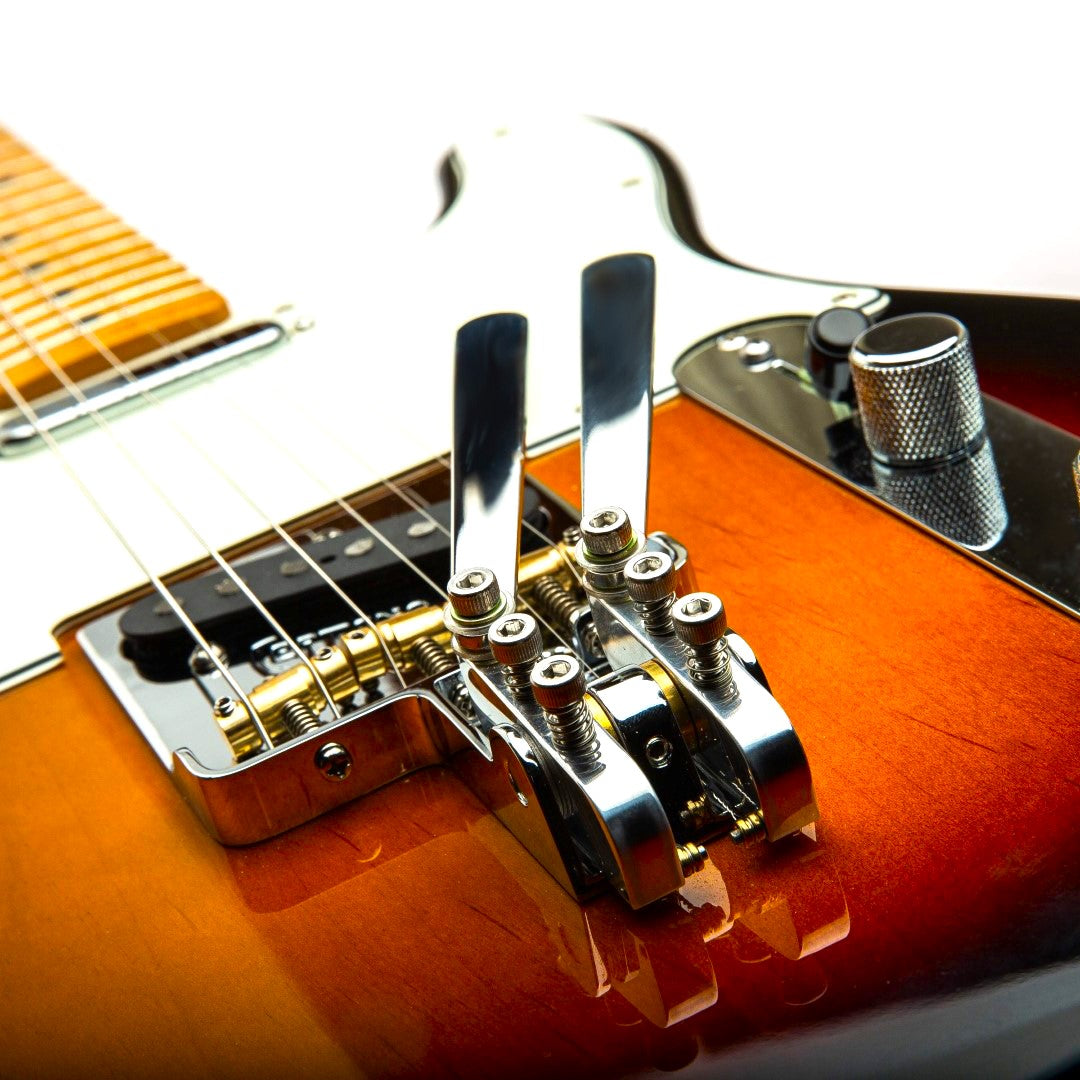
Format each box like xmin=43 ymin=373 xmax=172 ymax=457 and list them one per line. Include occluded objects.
xmin=450 ymin=312 xmax=528 ymax=601
xmin=580 ymin=253 xmax=656 ymax=536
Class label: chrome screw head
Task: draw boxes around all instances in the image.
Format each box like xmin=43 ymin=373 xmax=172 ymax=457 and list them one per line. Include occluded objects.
xmin=314 ymin=742 xmax=352 ymax=782
xmin=530 ymin=654 xmax=587 ymax=711
xmin=212 ymin=696 xmax=235 ymax=718
xmin=672 ymin=592 xmax=728 ymax=647
xmin=580 ymin=506 xmax=634 ymax=557
xmin=447 ymin=566 xmax=503 ymax=620
xmin=644 ymin=735 xmax=673 ymax=768
xmin=625 ymin=551 xmax=676 ymax=603
xmin=489 ymin=612 xmax=543 ymax=668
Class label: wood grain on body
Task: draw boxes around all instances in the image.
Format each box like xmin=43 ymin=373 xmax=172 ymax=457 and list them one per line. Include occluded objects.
xmin=1 ymin=397 xmax=1078 ymax=1078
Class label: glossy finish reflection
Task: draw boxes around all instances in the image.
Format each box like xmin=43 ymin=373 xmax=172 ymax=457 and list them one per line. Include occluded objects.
xmin=4 ymin=399 xmax=1080 ymax=1077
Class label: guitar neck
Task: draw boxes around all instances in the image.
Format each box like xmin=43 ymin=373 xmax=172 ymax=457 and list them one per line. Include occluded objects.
xmin=0 ymin=126 xmax=228 ymax=406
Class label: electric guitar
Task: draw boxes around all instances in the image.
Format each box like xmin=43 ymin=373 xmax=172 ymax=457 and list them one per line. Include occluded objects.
xmin=2 ymin=117 xmax=1079 ymax=1079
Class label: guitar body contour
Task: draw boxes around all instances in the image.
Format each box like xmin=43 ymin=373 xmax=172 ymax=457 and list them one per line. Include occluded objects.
xmin=4 ymin=397 xmax=1079 ymax=1078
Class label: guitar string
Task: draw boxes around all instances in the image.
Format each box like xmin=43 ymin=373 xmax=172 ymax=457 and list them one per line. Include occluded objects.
xmin=0 ymin=243 xmax=417 ymax=692
xmin=2 ymin=241 xmax=594 ymax=666
xmin=2 ymin=200 xmax=599 ymax=681
xmin=0 ymin=284 xmax=345 ymax=721
xmin=0 ymin=359 xmax=275 ymax=751
xmin=263 ymin=395 xmax=596 ymax=670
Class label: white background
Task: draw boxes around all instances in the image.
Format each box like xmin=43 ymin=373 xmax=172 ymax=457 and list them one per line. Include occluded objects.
xmin=3 ymin=0 xmax=1079 ymax=311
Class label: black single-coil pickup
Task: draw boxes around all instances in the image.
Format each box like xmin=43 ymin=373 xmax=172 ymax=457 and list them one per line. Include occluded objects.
xmin=121 ymin=488 xmax=549 ymax=680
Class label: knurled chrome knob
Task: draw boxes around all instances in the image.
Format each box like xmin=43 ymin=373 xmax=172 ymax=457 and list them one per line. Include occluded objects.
xmin=850 ymin=313 xmax=986 ymax=466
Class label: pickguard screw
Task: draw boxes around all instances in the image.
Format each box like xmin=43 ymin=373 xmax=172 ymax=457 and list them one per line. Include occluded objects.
xmin=626 ymin=551 xmax=677 ymax=634
xmin=673 ymin=592 xmax=734 ymax=694
xmin=314 ymin=742 xmax=352 ymax=781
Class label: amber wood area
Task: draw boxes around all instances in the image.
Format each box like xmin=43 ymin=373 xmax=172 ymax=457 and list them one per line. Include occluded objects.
xmin=0 ymin=129 xmax=228 ymax=406
xmin=1 ymin=397 xmax=1078 ymax=1077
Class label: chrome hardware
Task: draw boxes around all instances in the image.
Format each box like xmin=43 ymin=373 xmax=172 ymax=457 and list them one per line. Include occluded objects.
xmin=850 ymin=313 xmax=985 ymax=466
xmin=530 ymin=654 xmax=601 ymax=775
xmin=677 ymin=316 xmax=1080 ymax=618
xmin=625 ymin=551 xmax=677 ymax=635
xmin=489 ymin=613 xmax=543 ymax=695
xmin=79 ymin=258 xmax=820 ymax=910
xmin=580 ymin=253 xmax=656 ymax=536
xmin=0 ymin=317 xmax=287 ymax=454
xmin=672 ymin=592 xmax=734 ymax=694
xmin=280 ymin=698 xmax=320 ymax=738
xmin=314 ymin=742 xmax=352 ymax=782
xmin=451 ymin=313 xmax=527 ymax=607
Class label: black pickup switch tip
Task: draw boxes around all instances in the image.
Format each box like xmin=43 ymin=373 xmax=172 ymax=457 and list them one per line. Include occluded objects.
xmin=805 ymin=306 xmax=872 ymax=404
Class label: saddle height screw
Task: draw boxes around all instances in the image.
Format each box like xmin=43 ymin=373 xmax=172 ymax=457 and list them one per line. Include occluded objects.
xmin=489 ymin=613 xmax=543 ymax=695
xmin=530 ymin=654 xmax=602 ymax=774
xmin=626 ymin=551 xmax=677 ymax=635
xmin=672 ymin=592 xmax=734 ymax=695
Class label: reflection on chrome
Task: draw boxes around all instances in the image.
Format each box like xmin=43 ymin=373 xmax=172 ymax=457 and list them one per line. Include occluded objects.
xmin=870 ymin=439 xmax=1008 ymax=552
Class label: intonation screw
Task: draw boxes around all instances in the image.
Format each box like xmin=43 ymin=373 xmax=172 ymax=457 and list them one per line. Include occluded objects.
xmin=677 ymin=842 xmax=709 ymax=876
xmin=530 ymin=654 xmax=601 ymax=774
xmin=281 ymin=698 xmax=320 ymax=738
xmin=489 ymin=613 xmax=543 ymax=695
xmin=580 ymin=506 xmax=635 ymax=557
xmin=447 ymin=566 xmax=503 ymax=620
xmin=672 ymin=591 xmax=734 ymax=694
xmin=411 ymin=637 xmax=473 ymax=716
xmin=625 ymin=551 xmax=677 ymax=635
xmin=530 ymin=576 xmax=602 ymax=657
xmin=729 ymin=810 xmax=766 ymax=845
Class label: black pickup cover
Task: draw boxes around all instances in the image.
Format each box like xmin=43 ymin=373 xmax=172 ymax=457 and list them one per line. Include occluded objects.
xmin=121 ymin=488 xmax=548 ymax=680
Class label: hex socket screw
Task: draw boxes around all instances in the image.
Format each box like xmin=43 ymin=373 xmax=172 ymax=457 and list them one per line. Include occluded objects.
xmin=580 ymin=506 xmax=635 ymax=557
xmin=447 ymin=566 xmax=503 ymax=620
xmin=489 ymin=612 xmax=543 ymax=694
xmin=530 ymin=654 xmax=601 ymax=773
xmin=672 ymin=591 xmax=734 ymax=692
xmin=625 ymin=551 xmax=677 ymax=635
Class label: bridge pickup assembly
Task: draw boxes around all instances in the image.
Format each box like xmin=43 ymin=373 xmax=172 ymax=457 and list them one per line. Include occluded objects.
xmin=79 ymin=254 xmax=819 ymax=911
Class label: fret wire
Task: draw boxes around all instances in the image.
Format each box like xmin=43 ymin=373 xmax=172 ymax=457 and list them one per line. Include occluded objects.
xmin=0 ymin=248 xmax=408 ymax=694
xmin=0 ymin=363 xmax=273 ymax=752
xmin=0 ymin=280 xmax=344 ymax=721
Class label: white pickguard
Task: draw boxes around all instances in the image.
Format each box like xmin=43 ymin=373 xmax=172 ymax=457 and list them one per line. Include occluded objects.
xmin=0 ymin=117 xmax=879 ymax=688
